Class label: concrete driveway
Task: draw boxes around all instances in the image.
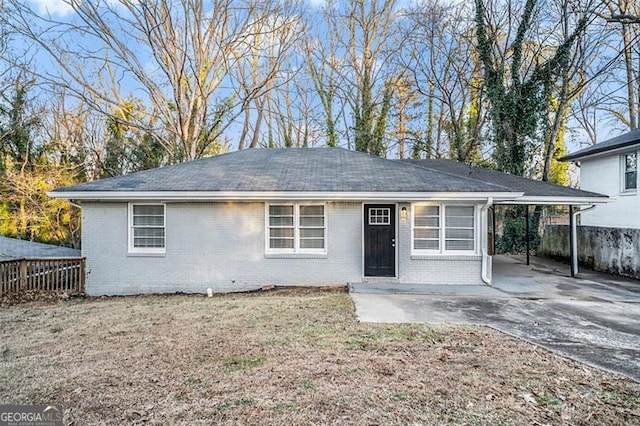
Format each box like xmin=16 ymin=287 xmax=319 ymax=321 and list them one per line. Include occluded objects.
xmin=350 ymin=255 xmax=640 ymax=382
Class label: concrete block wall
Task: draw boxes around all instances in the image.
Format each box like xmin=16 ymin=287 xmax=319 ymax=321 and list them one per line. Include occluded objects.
xmin=539 ymin=224 xmax=640 ymax=280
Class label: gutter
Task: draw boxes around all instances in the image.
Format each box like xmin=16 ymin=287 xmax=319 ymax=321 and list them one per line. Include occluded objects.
xmin=570 ymin=204 xmax=597 ymax=276
xmin=47 ymin=190 xmax=521 ymax=203
xmin=481 ymin=196 xmax=494 ymax=284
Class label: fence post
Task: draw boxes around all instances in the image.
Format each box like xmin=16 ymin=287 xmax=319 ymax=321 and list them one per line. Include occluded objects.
xmin=80 ymin=258 xmax=86 ymax=293
xmin=19 ymin=259 xmax=27 ymax=290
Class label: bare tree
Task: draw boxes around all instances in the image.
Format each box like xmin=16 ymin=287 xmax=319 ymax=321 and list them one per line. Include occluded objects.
xmin=603 ymin=0 xmax=640 ymax=130
xmin=4 ymin=0 xmax=300 ymax=162
xmin=303 ymin=0 xmax=399 ymax=155
xmin=400 ymin=1 xmax=486 ymax=162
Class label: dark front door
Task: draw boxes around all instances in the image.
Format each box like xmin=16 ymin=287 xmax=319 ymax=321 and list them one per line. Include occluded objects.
xmin=364 ymin=204 xmax=396 ymax=277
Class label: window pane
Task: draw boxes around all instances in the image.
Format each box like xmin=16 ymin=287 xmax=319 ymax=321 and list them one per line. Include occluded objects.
xmin=134 ymin=228 xmax=165 ymax=238
xmin=446 ymin=229 xmax=474 ymax=239
xmin=626 ymin=171 xmax=637 ymax=190
xmin=300 ymin=228 xmax=324 ymax=238
xmin=446 ymin=240 xmax=474 ymax=250
xmin=300 ymin=216 xmax=324 ymax=227
xmin=133 ymin=205 xmax=164 ymax=216
xmin=446 ymin=206 xmax=474 ymax=217
xmin=414 ymin=228 xmax=439 ymax=239
xmin=415 ymin=205 xmax=439 ymax=216
xmin=414 ymin=239 xmax=439 ymax=250
xmin=300 ymin=239 xmax=324 ymax=249
xmin=133 ymin=215 xmax=164 ymax=226
xmin=269 ymin=205 xmax=294 ymax=216
xmin=300 ymin=205 xmax=324 ymax=216
xmin=270 ymin=228 xmax=294 ymax=238
xmin=415 ymin=217 xmax=439 ymax=227
xmin=134 ymin=237 xmax=165 ymax=248
xmin=626 ymin=154 xmax=637 ymax=171
xmin=270 ymin=238 xmax=294 ymax=249
xmin=446 ymin=216 xmax=474 ymax=228
xmin=269 ymin=216 xmax=294 ymax=226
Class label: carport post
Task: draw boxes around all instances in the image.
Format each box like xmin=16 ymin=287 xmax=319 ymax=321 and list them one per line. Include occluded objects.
xmin=491 ymin=206 xmax=496 ymax=254
xmin=569 ymin=205 xmax=576 ymax=277
xmin=525 ymin=205 xmax=530 ymax=265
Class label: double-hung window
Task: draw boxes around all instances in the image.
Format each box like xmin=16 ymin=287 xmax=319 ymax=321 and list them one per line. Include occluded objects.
xmin=129 ymin=203 xmax=165 ymax=253
xmin=623 ymin=153 xmax=637 ymax=191
xmin=267 ymin=204 xmax=326 ymax=253
xmin=413 ymin=204 xmax=475 ymax=254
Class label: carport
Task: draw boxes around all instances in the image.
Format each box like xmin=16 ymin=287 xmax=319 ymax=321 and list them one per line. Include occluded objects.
xmin=404 ymin=160 xmax=611 ymax=279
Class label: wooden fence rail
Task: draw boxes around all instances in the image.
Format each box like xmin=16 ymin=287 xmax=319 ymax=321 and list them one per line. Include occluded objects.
xmin=0 ymin=258 xmax=86 ymax=295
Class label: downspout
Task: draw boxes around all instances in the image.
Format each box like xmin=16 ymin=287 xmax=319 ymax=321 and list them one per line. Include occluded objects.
xmin=481 ymin=197 xmax=494 ymax=284
xmin=570 ymin=204 xmax=596 ymax=277
xmin=69 ymin=200 xmax=82 ymax=209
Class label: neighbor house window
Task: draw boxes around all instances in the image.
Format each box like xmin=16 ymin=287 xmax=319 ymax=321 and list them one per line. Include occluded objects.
xmin=623 ymin=153 xmax=637 ymax=191
xmin=267 ymin=204 xmax=326 ymax=253
xmin=129 ymin=203 xmax=165 ymax=253
xmin=413 ymin=204 xmax=475 ymax=254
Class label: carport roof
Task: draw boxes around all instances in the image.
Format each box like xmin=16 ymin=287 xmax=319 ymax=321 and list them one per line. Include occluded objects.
xmin=402 ymin=159 xmax=608 ymax=204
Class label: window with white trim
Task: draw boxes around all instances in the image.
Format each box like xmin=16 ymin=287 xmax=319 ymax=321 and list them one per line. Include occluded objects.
xmin=623 ymin=153 xmax=637 ymax=191
xmin=267 ymin=204 xmax=326 ymax=253
xmin=129 ymin=204 xmax=165 ymax=253
xmin=413 ymin=204 xmax=475 ymax=254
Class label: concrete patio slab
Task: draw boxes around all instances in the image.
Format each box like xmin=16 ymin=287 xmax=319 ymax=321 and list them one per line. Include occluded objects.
xmin=351 ymin=255 xmax=640 ymax=382
xmin=349 ymin=283 xmax=509 ymax=298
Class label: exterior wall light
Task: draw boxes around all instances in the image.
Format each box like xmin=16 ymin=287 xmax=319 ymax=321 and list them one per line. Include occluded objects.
xmin=401 ymin=206 xmax=408 ymax=218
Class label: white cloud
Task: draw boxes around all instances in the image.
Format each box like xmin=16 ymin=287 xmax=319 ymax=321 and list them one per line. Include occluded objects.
xmin=30 ymin=0 xmax=75 ymax=17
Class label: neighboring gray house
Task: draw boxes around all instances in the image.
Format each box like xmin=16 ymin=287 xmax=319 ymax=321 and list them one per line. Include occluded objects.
xmin=49 ymin=148 xmax=608 ymax=295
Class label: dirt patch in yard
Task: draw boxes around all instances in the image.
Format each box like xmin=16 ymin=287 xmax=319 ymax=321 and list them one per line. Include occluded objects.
xmin=0 ymin=293 xmax=638 ymax=425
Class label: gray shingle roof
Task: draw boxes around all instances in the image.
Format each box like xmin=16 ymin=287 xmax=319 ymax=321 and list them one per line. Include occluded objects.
xmin=53 ymin=148 xmax=513 ymax=193
xmin=561 ymin=129 xmax=640 ymax=161
xmin=401 ymin=159 xmax=605 ymax=198
xmin=0 ymin=236 xmax=80 ymax=260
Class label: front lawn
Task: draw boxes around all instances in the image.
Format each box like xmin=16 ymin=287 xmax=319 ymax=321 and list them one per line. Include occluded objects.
xmin=1 ymin=290 xmax=638 ymax=425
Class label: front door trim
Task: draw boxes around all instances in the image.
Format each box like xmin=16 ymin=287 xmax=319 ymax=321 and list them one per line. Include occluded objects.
xmin=361 ymin=203 xmax=398 ymax=278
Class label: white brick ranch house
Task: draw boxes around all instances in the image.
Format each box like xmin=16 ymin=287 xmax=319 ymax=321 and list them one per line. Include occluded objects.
xmin=49 ymin=148 xmax=608 ymax=295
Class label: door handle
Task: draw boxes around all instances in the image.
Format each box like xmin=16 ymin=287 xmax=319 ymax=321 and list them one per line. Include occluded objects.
xmin=391 ymin=238 xmax=396 ymax=247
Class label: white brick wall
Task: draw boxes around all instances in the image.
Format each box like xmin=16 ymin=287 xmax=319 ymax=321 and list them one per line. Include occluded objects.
xmin=82 ymin=200 xmax=486 ymax=295
xmin=579 ymin=152 xmax=640 ymax=229
xmin=396 ymin=202 xmax=484 ymax=285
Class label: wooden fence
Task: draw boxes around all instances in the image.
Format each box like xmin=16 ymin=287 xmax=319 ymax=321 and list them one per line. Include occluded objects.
xmin=0 ymin=257 xmax=86 ymax=295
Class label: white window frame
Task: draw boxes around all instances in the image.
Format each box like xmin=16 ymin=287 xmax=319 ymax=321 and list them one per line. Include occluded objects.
xmin=265 ymin=203 xmax=327 ymax=254
xmin=622 ymin=152 xmax=638 ymax=192
xmin=411 ymin=203 xmax=477 ymax=255
xmin=128 ymin=203 xmax=166 ymax=254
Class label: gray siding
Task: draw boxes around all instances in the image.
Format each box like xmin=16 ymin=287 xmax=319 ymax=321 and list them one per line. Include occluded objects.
xmin=82 ymin=201 xmax=486 ymax=295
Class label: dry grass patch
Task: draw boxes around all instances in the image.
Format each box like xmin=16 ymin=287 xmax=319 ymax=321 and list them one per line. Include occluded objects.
xmin=0 ymin=292 xmax=638 ymax=425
